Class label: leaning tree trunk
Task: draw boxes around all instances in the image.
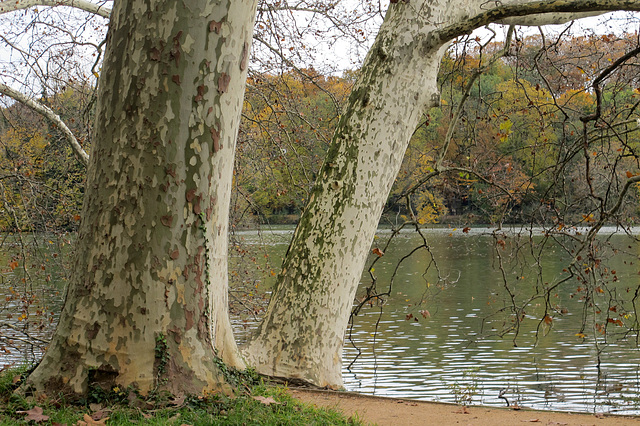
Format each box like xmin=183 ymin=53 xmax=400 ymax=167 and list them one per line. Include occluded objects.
xmin=242 ymin=0 xmax=455 ymax=388
xmin=242 ymin=0 xmax=640 ymax=388
xmin=24 ymin=0 xmax=255 ymax=397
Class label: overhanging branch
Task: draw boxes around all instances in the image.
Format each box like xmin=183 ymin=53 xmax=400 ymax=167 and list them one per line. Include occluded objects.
xmin=0 ymin=83 xmax=89 ymax=166
xmin=435 ymin=0 xmax=640 ymax=43
xmin=0 ymin=0 xmax=111 ymax=17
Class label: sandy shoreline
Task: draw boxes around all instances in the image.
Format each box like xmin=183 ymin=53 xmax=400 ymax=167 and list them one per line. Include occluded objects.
xmin=289 ymin=388 xmax=640 ymax=425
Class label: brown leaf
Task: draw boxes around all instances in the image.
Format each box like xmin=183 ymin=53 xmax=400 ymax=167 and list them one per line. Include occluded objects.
xmin=76 ymin=413 xmax=109 ymax=425
xmin=171 ymin=394 xmax=186 ymax=407
xmin=89 ymin=403 xmax=102 ymax=412
xmin=462 ymin=226 xmax=471 ymax=233
xmin=252 ymin=395 xmax=280 ymax=405
xmin=371 ymin=247 xmax=384 ymax=257
xmin=17 ymin=406 xmax=49 ymax=423
xmin=91 ymin=408 xmax=111 ymax=421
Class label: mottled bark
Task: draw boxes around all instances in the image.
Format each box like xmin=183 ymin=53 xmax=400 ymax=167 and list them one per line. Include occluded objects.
xmin=244 ymin=0 xmax=640 ymax=388
xmin=24 ymin=0 xmax=255 ymax=397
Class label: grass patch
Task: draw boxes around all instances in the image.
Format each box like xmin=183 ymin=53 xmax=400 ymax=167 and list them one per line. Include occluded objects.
xmin=0 ymin=367 xmax=363 ymax=425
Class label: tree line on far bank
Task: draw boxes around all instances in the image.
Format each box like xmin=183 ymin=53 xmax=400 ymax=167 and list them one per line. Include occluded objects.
xmin=2 ymin=32 xmax=639 ymax=233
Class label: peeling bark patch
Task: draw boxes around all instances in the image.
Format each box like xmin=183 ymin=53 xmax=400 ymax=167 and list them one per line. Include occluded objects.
xmin=186 ymin=189 xmax=197 ymax=203
xmin=210 ymin=127 xmax=220 ymax=153
xmin=217 ymin=73 xmax=230 ymax=94
xmin=185 ymin=310 xmax=194 ymax=331
xmin=193 ymin=197 xmax=201 ymax=215
xmin=194 ymin=85 xmax=206 ymax=102
xmin=240 ymin=42 xmax=249 ymax=71
xmin=86 ymin=322 xmax=101 ymax=340
xmin=160 ymin=215 xmax=174 ymax=227
xmin=172 ymin=75 xmax=181 ymax=86
xmin=209 ymin=20 xmax=222 ymax=33
xmin=171 ymin=31 xmax=182 ymax=66
xmin=170 ymin=249 xmax=179 ymax=260
xmin=88 ymin=365 xmax=119 ymax=391
xmin=168 ymin=328 xmax=181 ymax=344
xmin=150 ymin=47 xmax=162 ymax=61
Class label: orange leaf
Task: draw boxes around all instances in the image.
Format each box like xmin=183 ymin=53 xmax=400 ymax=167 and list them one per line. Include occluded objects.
xmin=372 ymin=248 xmax=384 ymax=257
xmin=627 ymin=171 xmax=635 ymax=178
xmin=543 ymin=315 xmax=553 ymax=325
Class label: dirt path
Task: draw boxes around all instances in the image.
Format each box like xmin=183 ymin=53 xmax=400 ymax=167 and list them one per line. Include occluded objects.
xmin=289 ymin=388 xmax=640 ymax=425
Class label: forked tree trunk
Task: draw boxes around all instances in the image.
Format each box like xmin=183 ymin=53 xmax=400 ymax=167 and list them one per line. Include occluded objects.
xmin=24 ymin=0 xmax=255 ymax=397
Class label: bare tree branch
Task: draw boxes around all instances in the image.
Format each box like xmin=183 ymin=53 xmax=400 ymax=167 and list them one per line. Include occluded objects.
xmin=435 ymin=1 xmax=640 ymax=43
xmin=0 ymin=82 xmax=89 ymax=166
xmin=0 ymin=0 xmax=111 ymax=18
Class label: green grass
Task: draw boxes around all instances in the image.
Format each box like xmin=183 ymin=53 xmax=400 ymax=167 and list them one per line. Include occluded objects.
xmin=0 ymin=367 xmax=363 ymax=425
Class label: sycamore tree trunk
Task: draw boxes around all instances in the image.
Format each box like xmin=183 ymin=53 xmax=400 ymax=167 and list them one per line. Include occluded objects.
xmin=243 ymin=0 xmax=640 ymax=388
xmin=243 ymin=0 xmax=454 ymax=388
xmin=24 ymin=0 xmax=256 ymax=397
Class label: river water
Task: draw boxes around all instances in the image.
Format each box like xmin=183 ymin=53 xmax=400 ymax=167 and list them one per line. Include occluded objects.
xmin=2 ymin=227 xmax=640 ymax=414
xmin=233 ymin=225 xmax=640 ymax=414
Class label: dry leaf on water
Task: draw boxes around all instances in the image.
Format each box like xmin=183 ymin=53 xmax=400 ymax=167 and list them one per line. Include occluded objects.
xmin=17 ymin=406 xmax=49 ymax=423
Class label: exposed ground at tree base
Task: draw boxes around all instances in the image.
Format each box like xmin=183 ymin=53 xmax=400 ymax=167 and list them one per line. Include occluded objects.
xmin=290 ymin=388 xmax=640 ymax=425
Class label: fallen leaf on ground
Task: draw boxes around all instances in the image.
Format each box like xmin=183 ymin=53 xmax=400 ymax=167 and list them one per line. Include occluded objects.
xmin=75 ymin=413 xmax=109 ymax=425
xmin=252 ymin=395 xmax=280 ymax=405
xmin=17 ymin=406 xmax=49 ymax=423
xmin=91 ymin=409 xmax=111 ymax=421
xmin=454 ymin=406 xmax=470 ymax=414
xmin=523 ymin=419 xmax=540 ymax=423
xmin=171 ymin=394 xmax=186 ymax=407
